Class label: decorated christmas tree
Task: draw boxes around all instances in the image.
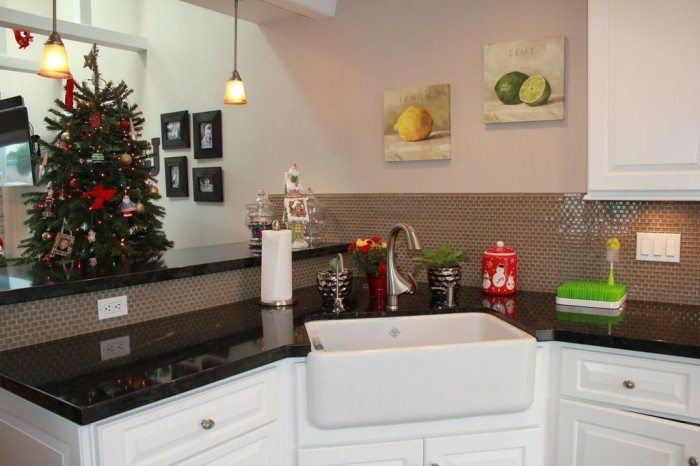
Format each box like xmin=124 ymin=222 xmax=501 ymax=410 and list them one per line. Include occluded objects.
xmin=20 ymin=44 xmax=173 ymax=267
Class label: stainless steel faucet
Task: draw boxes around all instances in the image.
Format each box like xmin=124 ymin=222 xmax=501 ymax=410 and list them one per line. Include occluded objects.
xmin=386 ymin=223 xmax=422 ymax=310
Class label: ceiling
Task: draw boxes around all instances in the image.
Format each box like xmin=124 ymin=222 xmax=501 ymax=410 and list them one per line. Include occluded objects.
xmin=180 ymin=0 xmax=337 ymax=24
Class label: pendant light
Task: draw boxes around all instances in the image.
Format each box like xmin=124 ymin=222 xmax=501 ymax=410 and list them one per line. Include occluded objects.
xmin=37 ymin=0 xmax=71 ymax=79
xmin=224 ymin=0 xmax=247 ymax=105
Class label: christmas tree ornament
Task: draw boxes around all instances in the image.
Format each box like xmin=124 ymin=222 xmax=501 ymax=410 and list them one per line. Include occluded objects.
xmin=60 ymin=131 xmax=71 ymax=142
xmin=119 ymin=119 xmax=131 ymax=131
xmin=119 ymin=152 xmax=133 ymax=165
xmin=68 ymin=178 xmax=78 ymax=189
xmin=58 ymin=189 xmax=65 ymax=201
xmin=119 ymin=195 xmax=137 ymax=217
xmin=81 ymin=184 xmax=118 ymax=210
xmin=90 ymin=152 xmax=105 ymax=163
xmin=81 ymin=222 xmax=89 ymax=231
xmin=57 ymin=140 xmax=69 ymax=151
xmin=148 ymin=185 xmax=159 ymax=196
xmin=41 ymin=231 xmax=52 ymax=241
xmin=88 ymin=257 xmax=97 ymax=267
xmin=135 ymin=201 xmax=146 ymax=214
xmin=87 ymin=229 xmax=96 ymax=243
xmin=51 ymin=222 xmax=75 ymax=257
xmin=43 ymin=189 xmax=55 ymax=219
xmin=89 ymin=111 xmax=102 ymax=128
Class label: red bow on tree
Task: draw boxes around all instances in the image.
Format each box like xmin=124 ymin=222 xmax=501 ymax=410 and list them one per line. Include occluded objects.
xmin=12 ymin=30 xmax=33 ymax=49
xmin=81 ymin=184 xmax=118 ymax=211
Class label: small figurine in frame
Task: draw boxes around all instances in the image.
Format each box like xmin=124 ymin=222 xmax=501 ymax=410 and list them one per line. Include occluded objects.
xmin=51 ymin=232 xmax=75 ymax=257
xmin=285 ymin=198 xmax=309 ymax=222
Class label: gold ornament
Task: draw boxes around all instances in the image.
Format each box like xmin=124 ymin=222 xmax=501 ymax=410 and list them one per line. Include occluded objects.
xmin=60 ymin=131 xmax=71 ymax=143
xmin=41 ymin=231 xmax=52 ymax=241
xmin=135 ymin=201 xmax=146 ymax=214
xmin=148 ymin=185 xmax=160 ymax=196
xmin=120 ymin=152 xmax=133 ymax=165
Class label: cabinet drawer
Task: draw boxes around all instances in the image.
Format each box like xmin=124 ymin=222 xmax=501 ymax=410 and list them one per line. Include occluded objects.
xmin=96 ymin=368 xmax=279 ymax=466
xmin=560 ymin=348 xmax=700 ymax=420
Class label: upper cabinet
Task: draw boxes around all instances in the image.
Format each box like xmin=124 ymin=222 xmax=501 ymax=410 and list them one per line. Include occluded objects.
xmin=587 ymin=0 xmax=700 ymax=200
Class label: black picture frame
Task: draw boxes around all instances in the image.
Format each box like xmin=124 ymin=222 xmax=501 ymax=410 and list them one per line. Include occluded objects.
xmin=164 ymin=156 xmax=189 ymax=197
xmin=193 ymin=167 xmax=223 ymax=202
xmin=144 ymin=137 xmax=161 ymax=176
xmin=160 ymin=111 xmax=190 ymax=149
xmin=193 ymin=110 xmax=222 ymax=159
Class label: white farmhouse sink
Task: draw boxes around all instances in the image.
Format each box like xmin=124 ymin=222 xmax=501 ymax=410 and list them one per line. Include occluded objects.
xmin=305 ymin=312 xmax=536 ymax=429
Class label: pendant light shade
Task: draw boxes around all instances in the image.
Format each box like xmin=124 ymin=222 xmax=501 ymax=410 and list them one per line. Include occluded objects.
xmin=37 ymin=0 xmax=71 ymax=79
xmin=224 ymin=0 xmax=247 ymax=105
xmin=224 ymin=70 xmax=247 ymax=105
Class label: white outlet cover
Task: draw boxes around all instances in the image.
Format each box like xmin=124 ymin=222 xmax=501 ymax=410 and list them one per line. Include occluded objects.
xmin=100 ymin=335 xmax=130 ymax=361
xmin=636 ymin=233 xmax=681 ymax=263
xmin=97 ymin=295 xmax=128 ymax=320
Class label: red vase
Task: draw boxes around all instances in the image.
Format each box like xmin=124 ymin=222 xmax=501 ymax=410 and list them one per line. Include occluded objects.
xmin=366 ymin=271 xmax=387 ymax=312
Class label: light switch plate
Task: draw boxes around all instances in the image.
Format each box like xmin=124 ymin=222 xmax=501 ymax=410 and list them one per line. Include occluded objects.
xmin=100 ymin=335 xmax=130 ymax=361
xmin=636 ymin=233 xmax=681 ymax=263
xmin=97 ymin=295 xmax=128 ymax=320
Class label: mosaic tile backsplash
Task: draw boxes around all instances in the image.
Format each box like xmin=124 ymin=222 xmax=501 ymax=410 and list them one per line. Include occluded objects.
xmin=0 ymin=256 xmax=329 ymax=351
xmin=1 ymin=192 xmax=698 ymax=351
xmin=273 ymin=193 xmax=699 ymax=306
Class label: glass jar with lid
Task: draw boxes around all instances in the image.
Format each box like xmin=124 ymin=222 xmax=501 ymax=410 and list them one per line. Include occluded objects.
xmin=245 ymin=188 xmax=274 ymax=251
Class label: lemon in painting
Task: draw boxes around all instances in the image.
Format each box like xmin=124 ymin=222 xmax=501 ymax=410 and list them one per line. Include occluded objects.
xmin=394 ymin=106 xmax=434 ymax=142
xmin=494 ymin=71 xmax=529 ymax=104
xmin=519 ymin=75 xmax=551 ymax=106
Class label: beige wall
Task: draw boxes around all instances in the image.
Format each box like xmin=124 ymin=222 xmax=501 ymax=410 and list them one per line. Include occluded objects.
xmin=0 ymin=0 xmax=589 ymax=251
xmin=141 ymin=0 xmax=588 ymax=248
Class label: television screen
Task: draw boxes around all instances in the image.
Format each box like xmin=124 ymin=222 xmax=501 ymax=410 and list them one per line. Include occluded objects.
xmin=0 ymin=106 xmax=34 ymax=187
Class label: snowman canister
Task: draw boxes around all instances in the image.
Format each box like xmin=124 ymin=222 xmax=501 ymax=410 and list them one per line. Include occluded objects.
xmin=482 ymin=241 xmax=517 ymax=296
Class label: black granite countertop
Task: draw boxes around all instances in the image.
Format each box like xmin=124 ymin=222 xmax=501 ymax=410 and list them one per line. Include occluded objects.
xmin=0 ymin=241 xmax=346 ymax=305
xmin=0 ymin=281 xmax=697 ymax=425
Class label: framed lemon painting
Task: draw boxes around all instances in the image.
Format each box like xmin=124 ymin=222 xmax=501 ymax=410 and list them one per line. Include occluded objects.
xmin=484 ymin=35 xmax=565 ymax=123
xmin=383 ymin=83 xmax=451 ymax=162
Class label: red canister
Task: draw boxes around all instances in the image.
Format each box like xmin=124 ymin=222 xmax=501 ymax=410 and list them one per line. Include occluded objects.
xmin=482 ymin=241 xmax=517 ymax=296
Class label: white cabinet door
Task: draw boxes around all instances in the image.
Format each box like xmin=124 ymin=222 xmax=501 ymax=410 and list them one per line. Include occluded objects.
xmin=558 ymin=400 xmax=700 ymax=466
xmin=424 ymin=428 xmax=542 ymax=466
xmin=298 ymin=439 xmax=423 ymax=466
xmin=587 ymin=0 xmax=700 ymax=200
xmin=174 ymin=422 xmax=280 ymax=466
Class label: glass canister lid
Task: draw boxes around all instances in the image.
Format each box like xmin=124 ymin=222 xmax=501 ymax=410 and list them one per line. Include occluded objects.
xmin=246 ymin=188 xmax=273 ymax=215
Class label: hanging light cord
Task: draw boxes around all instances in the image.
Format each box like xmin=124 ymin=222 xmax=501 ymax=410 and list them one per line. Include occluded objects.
xmin=234 ymin=0 xmax=239 ymax=72
xmin=52 ymin=0 xmax=57 ymax=33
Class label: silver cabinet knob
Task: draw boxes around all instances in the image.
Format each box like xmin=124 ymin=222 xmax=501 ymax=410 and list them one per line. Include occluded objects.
xmin=689 ymin=457 xmax=698 ymax=466
xmin=623 ymin=379 xmax=635 ymax=389
xmin=200 ymin=419 xmax=215 ymax=430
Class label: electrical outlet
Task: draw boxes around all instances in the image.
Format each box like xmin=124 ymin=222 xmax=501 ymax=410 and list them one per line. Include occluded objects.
xmin=100 ymin=335 xmax=130 ymax=361
xmin=97 ymin=295 xmax=128 ymax=320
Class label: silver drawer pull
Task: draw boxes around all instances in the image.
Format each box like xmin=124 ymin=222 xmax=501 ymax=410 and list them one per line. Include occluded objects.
xmin=623 ymin=379 xmax=635 ymax=389
xmin=689 ymin=457 xmax=698 ymax=466
xmin=200 ymin=419 xmax=215 ymax=430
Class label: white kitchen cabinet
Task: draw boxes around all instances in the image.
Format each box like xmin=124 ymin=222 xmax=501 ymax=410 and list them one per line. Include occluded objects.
xmin=425 ymin=428 xmax=543 ymax=466
xmin=557 ymin=399 xmax=700 ymax=466
xmin=173 ymin=422 xmax=280 ymax=465
xmin=587 ymin=0 xmax=700 ymax=200
xmin=95 ymin=368 xmax=279 ymax=465
xmin=297 ymin=439 xmax=423 ymax=466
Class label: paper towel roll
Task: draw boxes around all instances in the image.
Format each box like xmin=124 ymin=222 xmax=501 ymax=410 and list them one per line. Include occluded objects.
xmin=261 ymin=229 xmax=293 ymax=304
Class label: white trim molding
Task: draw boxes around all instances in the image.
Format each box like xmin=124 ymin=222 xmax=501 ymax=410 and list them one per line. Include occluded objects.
xmin=0 ymin=6 xmax=146 ymax=53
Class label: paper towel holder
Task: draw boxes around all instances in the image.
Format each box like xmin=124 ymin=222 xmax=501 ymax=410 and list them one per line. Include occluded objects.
xmin=260 ymin=220 xmax=298 ymax=307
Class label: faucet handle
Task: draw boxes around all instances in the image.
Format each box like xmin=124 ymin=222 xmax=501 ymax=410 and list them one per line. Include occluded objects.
xmin=404 ymin=272 xmax=418 ymax=294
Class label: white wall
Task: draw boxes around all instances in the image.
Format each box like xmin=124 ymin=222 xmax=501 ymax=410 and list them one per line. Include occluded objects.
xmin=0 ymin=0 xmax=588 ymax=251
